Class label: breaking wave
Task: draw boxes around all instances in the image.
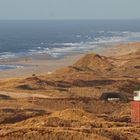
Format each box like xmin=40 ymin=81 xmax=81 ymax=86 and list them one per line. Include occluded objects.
xmin=27 ymin=31 xmax=140 ymax=58
xmin=0 ymin=31 xmax=140 ymax=59
xmin=0 ymin=64 xmax=24 ymax=70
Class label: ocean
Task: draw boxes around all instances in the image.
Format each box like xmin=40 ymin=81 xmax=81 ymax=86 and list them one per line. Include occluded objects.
xmin=0 ymin=19 xmax=140 ymax=59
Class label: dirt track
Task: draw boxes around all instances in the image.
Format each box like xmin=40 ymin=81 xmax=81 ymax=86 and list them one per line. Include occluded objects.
xmin=0 ymin=91 xmax=49 ymax=99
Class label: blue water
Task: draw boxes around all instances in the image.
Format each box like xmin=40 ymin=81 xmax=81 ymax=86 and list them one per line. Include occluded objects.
xmin=0 ymin=20 xmax=140 ymax=59
xmin=0 ymin=65 xmax=24 ymax=70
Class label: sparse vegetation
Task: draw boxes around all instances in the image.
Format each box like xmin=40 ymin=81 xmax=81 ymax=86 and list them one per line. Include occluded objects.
xmin=0 ymin=43 xmax=139 ymax=139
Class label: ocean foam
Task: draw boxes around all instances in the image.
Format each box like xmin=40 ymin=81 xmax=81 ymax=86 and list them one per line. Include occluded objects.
xmin=0 ymin=64 xmax=24 ymax=70
xmin=0 ymin=31 xmax=140 ymax=59
xmin=44 ymin=31 xmax=140 ymax=57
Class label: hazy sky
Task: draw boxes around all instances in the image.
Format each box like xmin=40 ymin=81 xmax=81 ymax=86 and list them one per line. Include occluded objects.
xmin=0 ymin=0 xmax=140 ymax=20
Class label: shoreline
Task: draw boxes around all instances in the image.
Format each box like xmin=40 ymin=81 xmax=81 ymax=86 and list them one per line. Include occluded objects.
xmin=0 ymin=52 xmax=85 ymax=79
xmin=0 ymin=41 xmax=139 ymax=79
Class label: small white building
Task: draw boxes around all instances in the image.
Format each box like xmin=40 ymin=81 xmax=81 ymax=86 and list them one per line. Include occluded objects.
xmin=134 ymin=90 xmax=140 ymax=101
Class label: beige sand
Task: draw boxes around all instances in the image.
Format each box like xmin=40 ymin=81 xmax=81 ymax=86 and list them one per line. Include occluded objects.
xmin=0 ymin=42 xmax=139 ymax=79
xmin=0 ymin=53 xmax=84 ymax=79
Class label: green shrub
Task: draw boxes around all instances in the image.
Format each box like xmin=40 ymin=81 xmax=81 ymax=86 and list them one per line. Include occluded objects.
xmin=135 ymin=86 xmax=140 ymax=91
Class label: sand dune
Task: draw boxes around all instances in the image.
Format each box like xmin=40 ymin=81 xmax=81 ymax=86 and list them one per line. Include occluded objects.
xmin=0 ymin=42 xmax=139 ymax=139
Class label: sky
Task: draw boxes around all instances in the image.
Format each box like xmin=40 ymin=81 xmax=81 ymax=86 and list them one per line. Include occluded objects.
xmin=0 ymin=0 xmax=140 ymax=20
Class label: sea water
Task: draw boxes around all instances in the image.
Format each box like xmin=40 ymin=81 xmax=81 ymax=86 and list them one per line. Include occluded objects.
xmin=0 ymin=19 xmax=140 ymax=59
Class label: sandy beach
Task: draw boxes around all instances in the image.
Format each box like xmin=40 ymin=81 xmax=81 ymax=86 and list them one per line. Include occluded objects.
xmin=0 ymin=42 xmax=139 ymax=79
xmin=0 ymin=53 xmax=84 ymax=79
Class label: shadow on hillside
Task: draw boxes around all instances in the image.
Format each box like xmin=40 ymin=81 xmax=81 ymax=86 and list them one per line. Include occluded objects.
xmin=72 ymin=79 xmax=116 ymax=87
xmin=0 ymin=108 xmax=48 ymax=124
xmin=0 ymin=94 xmax=11 ymax=99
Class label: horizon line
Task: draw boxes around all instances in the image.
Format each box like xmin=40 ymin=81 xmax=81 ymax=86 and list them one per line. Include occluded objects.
xmin=0 ymin=18 xmax=140 ymax=21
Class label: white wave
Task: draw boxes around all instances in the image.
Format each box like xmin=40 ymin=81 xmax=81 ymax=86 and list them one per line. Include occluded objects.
xmin=37 ymin=47 xmax=41 ymax=49
xmin=85 ymin=35 xmax=92 ymax=40
xmin=0 ymin=52 xmax=16 ymax=59
xmin=1 ymin=31 xmax=140 ymax=59
xmin=41 ymin=42 xmax=44 ymax=45
xmin=0 ymin=64 xmax=24 ymax=70
xmin=52 ymin=42 xmax=84 ymax=47
xmin=93 ymin=36 xmax=126 ymax=44
xmin=43 ymin=44 xmax=98 ymax=58
xmin=26 ymin=31 xmax=140 ymax=58
xmin=29 ymin=49 xmax=37 ymax=52
xmin=97 ymin=31 xmax=105 ymax=33
xmin=93 ymin=31 xmax=140 ymax=44
xmin=76 ymin=35 xmax=81 ymax=38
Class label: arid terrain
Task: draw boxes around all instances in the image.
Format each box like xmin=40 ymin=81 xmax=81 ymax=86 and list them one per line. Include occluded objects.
xmin=0 ymin=42 xmax=140 ymax=140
